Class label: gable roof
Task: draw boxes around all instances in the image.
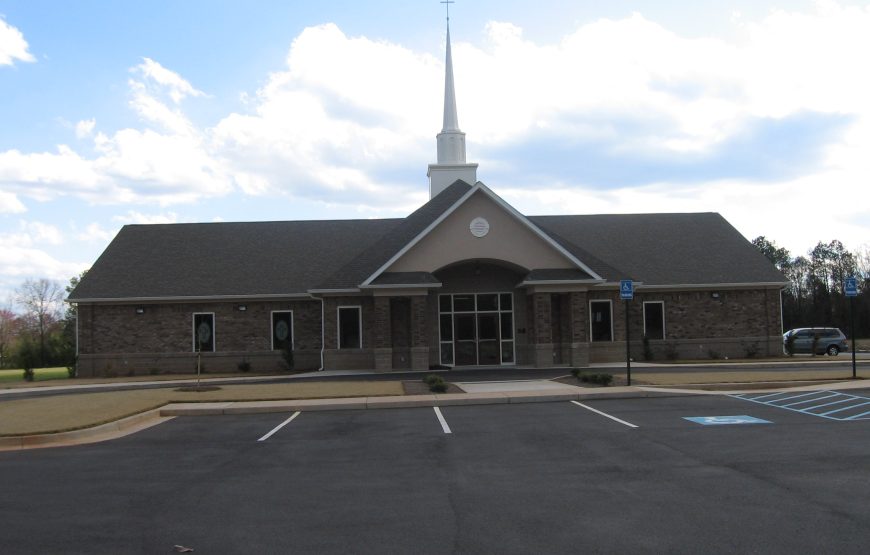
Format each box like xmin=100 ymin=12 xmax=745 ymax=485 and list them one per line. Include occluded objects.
xmin=360 ymin=182 xmax=604 ymax=286
xmin=70 ymin=196 xmax=785 ymax=302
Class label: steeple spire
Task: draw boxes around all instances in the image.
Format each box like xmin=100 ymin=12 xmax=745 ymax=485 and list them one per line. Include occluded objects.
xmin=428 ymin=10 xmax=478 ymax=199
xmin=442 ymin=23 xmax=460 ymax=132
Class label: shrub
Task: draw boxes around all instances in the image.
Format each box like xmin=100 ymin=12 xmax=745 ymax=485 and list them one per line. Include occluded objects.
xmin=744 ymin=342 xmax=759 ymax=359
xmin=67 ymin=362 xmax=77 ymax=378
xmin=423 ymin=374 xmax=443 ymax=386
xmin=22 ymin=366 xmax=35 ymax=382
xmin=708 ymin=349 xmax=721 ymax=360
xmin=642 ymin=335 xmax=653 ymax=361
xmin=578 ymin=372 xmax=613 ymax=386
xmin=570 ymin=368 xmax=581 ymax=378
xmin=281 ymin=347 xmax=295 ymax=372
xmin=238 ymin=359 xmax=252 ymax=373
xmin=148 ymin=367 xmax=160 ymax=376
xmin=430 ymin=381 xmax=448 ymax=393
xmin=784 ymin=333 xmax=796 ymax=356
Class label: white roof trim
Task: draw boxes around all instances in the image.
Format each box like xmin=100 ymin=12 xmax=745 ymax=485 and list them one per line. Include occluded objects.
xmin=633 ymin=282 xmax=788 ymax=291
xmin=518 ymin=279 xmax=605 ymax=287
xmin=359 ymin=282 xmax=442 ymax=290
xmin=360 ymin=182 xmax=604 ymax=286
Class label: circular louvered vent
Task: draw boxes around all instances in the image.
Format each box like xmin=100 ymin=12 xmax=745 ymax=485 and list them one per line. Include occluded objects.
xmin=469 ymin=217 xmax=490 ymax=237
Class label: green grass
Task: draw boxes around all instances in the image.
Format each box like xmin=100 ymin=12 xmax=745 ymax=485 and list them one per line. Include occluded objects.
xmin=0 ymin=367 xmax=70 ymax=383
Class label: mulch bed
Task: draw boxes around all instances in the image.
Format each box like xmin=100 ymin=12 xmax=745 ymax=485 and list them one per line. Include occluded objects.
xmin=553 ymin=375 xmax=635 ymax=388
xmin=402 ymin=380 xmax=465 ymax=395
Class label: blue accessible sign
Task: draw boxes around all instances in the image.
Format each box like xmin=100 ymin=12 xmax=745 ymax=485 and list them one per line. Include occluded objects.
xmin=684 ymin=415 xmax=772 ymax=426
xmin=620 ymin=279 xmax=633 ymax=300
xmin=845 ymin=277 xmax=858 ymax=297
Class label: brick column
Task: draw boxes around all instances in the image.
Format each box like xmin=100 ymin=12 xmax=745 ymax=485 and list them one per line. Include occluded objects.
xmin=410 ymin=295 xmax=429 ymax=370
xmin=373 ymin=296 xmax=392 ymax=371
xmin=531 ymin=293 xmax=553 ymax=367
xmin=569 ymin=292 xmax=589 ymax=367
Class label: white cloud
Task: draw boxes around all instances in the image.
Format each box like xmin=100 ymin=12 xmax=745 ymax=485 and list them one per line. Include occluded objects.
xmin=0 ymin=191 xmax=26 ymax=213
xmin=0 ymin=17 xmax=34 ymax=66
xmin=112 ymin=210 xmax=179 ymax=225
xmin=77 ymin=222 xmax=117 ymax=243
xmin=75 ymin=119 xmax=96 ymax=139
xmin=132 ymin=57 xmax=205 ymax=104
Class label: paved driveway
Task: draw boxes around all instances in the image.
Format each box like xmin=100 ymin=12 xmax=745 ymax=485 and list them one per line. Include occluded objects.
xmin=2 ymin=392 xmax=870 ymax=554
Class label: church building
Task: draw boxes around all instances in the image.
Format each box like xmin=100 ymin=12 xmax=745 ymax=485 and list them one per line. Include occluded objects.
xmin=68 ymin=23 xmax=787 ymax=377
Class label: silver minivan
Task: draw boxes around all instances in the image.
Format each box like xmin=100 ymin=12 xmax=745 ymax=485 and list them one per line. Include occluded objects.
xmin=783 ymin=328 xmax=849 ymax=356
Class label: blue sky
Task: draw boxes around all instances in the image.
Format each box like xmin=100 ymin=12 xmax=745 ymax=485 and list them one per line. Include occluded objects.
xmin=1 ymin=0 xmax=868 ymax=303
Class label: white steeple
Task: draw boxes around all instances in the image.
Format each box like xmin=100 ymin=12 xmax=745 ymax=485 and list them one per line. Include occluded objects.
xmin=428 ymin=18 xmax=478 ymax=198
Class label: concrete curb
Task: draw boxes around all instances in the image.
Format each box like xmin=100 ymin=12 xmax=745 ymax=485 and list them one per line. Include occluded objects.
xmin=156 ymin=387 xmax=688 ymax=417
xmin=0 ymin=408 xmax=172 ymax=452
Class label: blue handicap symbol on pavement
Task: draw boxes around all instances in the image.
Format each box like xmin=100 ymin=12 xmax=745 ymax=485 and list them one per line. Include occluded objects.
xmin=684 ymin=415 xmax=772 ymax=426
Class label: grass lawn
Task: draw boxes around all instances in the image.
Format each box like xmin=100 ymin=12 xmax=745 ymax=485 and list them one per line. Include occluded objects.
xmin=0 ymin=367 xmax=69 ymax=383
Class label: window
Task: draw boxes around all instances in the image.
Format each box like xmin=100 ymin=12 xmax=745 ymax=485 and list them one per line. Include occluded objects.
xmin=643 ymin=302 xmax=665 ymax=340
xmin=338 ymin=306 xmax=362 ymax=349
xmin=192 ymin=313 xmax=215 ymax=352
xmin=272 ymin=311 xmax=294 ymax=351
xmin=589 ymin=301 xmax=612 ymax=342
xmin=438 ymin=292 xmax=515 ymax=365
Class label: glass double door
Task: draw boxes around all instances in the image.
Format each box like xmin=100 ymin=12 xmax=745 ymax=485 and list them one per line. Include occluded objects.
xmin=454 ymin=313 xmax=500 ymax=366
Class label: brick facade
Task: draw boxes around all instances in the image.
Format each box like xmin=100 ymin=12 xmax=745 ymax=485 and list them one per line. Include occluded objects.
xmin=75 ymin=285 xmax=783 ymax=375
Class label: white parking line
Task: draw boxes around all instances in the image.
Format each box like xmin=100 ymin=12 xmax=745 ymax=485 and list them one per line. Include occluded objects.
xmin=257 ymin=411 xmax=301 ymax=442
xmin=571 ymin=401 xmax=639 ymax=428
xmin=433 ymin=407 xmax=452 ymax=434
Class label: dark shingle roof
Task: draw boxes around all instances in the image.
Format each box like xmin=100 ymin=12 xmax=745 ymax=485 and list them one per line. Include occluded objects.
xmin=523 ymin=268 xmax=596 ymax=282
xmin=530 ymin=213 xmax=786 ymax=285
xmin=70 ymin=189 xmax=785 ymax=302
xmin=69 ymin=218 xmax=400 ymax=300
xmin=369 ymin=272 xmax=441 ymax=286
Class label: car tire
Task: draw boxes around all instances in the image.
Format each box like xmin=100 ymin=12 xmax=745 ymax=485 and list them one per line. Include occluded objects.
xmin=827 ymin=345 xmax=840 ymax=356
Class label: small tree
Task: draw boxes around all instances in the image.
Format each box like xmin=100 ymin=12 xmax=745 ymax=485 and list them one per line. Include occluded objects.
xmin=15 ymin=278 xmax=63 ymax=368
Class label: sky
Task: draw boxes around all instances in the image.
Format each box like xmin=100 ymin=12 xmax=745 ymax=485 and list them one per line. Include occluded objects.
xmin=1 ymin=0 xmax=868 ymax=305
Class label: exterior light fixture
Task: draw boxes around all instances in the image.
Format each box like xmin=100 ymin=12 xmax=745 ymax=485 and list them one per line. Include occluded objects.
xmin=135 ymin=307 xmax=145 ymax=314
xmin=237 ymin=305 xmax=247 ymax=311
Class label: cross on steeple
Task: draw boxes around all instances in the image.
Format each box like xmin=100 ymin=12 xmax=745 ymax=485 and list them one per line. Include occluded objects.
xmin=441 ymin=0 xmax=454 ymax=21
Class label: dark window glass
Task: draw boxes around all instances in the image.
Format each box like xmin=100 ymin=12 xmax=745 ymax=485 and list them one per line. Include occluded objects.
xmin=338 ymin=307 xmax=361 ymax=349
xmin=500 ymin=313 xmax=513 ymax=339
xmin=499 ymin=293 xmax=512 ymax=311
xmin=272 ymin=312 xmax=293 ymax=351
xmin=501 ymin=341 xmax=515 ymax=363
xmin=644 ymin=303 xmax=665 ymax=340
xmin=454 ymin=314 xmax=475 ymax=340
xmin=478 ymin=314 xmax=498 ymax=340
xmin=440 ymin=314 xmax=453 ymax=341
xmin=439 ymin=295 xmax=452 ymax=313
xmin=590 ymin=301 xmax=612 ymax=342
xmin=477 ymin=294 xmax=498 ymax=311
xmin=454 ymin=294 xmax=475 ymax=312
xmin=440 ymin=343 xmax=454 ymax=365
xmin=193 ymin=313 xmax=214 ymax=352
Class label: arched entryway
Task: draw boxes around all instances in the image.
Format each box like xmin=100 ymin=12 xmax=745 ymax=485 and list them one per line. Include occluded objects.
xmin=434 ymin=260 xmax=525 ymax=367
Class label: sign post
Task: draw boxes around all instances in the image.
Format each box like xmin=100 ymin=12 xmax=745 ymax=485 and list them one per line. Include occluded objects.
xmin=845 ymin=277 xmax=858 ymax=379
xmin=620 ymin=280 xmax=634 ymax=386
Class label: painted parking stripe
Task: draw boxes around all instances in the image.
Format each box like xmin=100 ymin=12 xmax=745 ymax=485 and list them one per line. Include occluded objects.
xmin=570 ymin=401 xmax=638 ymax=428
xmin=433 ymin=407 xmax=452 ymax=434
xmin=760 ymin=391 xmax=828 ymax=404
xmin=730 ymin=391 xmax=870 ymax=421
xmin=257 ymin=411 xmax=301 ymax=442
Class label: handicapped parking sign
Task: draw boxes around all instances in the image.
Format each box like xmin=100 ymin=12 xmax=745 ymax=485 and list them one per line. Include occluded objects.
xmin=620 ymin=279 xmax=633 ymax=300
xmin=684 ymin=415 xmax=772 ymax=426
xmin=845 ymin=277 xmax=858 ymax=297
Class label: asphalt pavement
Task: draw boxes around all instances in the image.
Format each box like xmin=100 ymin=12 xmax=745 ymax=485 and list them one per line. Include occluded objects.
xmin=2 ymin=392 xmax=870 ymax=553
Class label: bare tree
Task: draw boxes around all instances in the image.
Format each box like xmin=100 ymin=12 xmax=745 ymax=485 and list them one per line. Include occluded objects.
xmin=15 ymin=278 xmax=63 ymax=367
xmin=0 ymin=304 xmax=18 ymax=369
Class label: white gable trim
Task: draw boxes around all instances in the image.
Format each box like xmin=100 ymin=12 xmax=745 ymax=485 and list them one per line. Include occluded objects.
xmin=361 ymin=182 xmax=604 ymax=286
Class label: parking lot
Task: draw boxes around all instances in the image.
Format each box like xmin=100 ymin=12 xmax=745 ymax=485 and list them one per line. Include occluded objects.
xmin=2 ymin=391 xmax=870 ymax=554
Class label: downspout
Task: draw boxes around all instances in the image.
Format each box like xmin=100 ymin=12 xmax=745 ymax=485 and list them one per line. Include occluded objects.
xmin=319 ymin=296 xmax=325 ymax=371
